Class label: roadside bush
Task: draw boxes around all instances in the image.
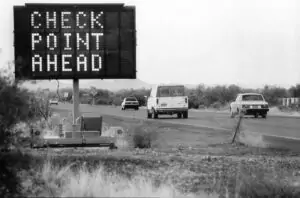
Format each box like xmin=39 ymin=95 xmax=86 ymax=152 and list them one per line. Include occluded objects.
xmin=0 ymin=80 xmax=33 ymax=148
xmin=277 ymin=105 xmax=300 ymax=112
xmin=31 ymin=91 xmax=53 ymax=122
xmin=95 ymin=97 xmax=110 ymax=105
xmin=111 ymin=97 xmax=122 ymax=106
xmin=211 ymin=101 xmax=222 ymax=110
xmin=188 ymin=95 xmax=200 ymax=109
xmin=290 ymin=104 xmax=300 ymax=111
xmin=131 ymin=123 xmax=158 ymax=149
xmin=0 ymin=72 xmax=36 ymax=197
xmin=0 ymin=64 xmax=50 ymax=197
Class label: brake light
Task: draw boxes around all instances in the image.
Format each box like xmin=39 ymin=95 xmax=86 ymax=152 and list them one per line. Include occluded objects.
xmin=156 ymin=98 xmax=159 ymax=104
xmin=185 ymin=97 xmax=188 ymax=103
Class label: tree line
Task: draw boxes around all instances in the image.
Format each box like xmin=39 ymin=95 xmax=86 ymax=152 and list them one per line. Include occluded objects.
xmin=48 ymin=84 xmax=300 ymax=109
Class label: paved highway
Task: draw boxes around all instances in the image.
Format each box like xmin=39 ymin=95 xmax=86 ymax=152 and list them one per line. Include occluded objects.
xmin=51 ymin=104 xmax=300 ymax=139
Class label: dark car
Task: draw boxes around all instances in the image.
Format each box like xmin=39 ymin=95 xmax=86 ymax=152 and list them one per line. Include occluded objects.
xmin=121 ymin=97 xmax=139 ymax=110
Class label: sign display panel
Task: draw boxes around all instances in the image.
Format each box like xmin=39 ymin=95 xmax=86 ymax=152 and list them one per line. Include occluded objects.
xmin=14 ymin=3 xmax=136 ymax=79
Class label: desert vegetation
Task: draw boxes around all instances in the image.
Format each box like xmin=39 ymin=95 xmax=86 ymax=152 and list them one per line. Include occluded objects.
xmin=2 ymin=66 xmax=300 ymax=197
xmin=49 ymin=83 xmax=300 ymax=110
xmin=3 ymin=147 xmax=300 ymax=198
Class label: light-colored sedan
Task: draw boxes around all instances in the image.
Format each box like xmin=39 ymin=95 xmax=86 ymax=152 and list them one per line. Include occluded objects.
xmin=121 ymin=97 xmax=139 ymax=110
xmin=49 ymin=98 xmax=59 ymax=105
xmin=230 ymin=93 xmax=269 ymax=118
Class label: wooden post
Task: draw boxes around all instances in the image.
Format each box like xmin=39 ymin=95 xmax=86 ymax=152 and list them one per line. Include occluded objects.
xmin=231 ymin=112 xmax=244 ymax=144
xmin=73 ymin=79 xmax=80 ymax=125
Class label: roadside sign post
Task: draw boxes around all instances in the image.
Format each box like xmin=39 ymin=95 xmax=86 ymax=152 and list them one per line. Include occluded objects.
xmin=73 ymin=79 xmax=80 ymax=125
xmin=90 ymin=87 xmax=98 ymax=106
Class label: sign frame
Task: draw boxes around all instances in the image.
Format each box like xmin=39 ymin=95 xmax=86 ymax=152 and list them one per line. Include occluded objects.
xmin=13 ymin=3 xmax=137 ymax=80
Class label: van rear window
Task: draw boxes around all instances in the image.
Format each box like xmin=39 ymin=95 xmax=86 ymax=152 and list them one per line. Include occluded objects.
xmin=157 ymin=86 xmax=185 ymax=97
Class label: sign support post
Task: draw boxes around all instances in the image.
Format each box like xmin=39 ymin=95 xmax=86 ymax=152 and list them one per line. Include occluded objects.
xmin=73 ymin=79 xmax=80 ymax=125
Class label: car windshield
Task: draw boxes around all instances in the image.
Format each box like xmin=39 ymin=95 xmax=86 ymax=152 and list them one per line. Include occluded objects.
xmin=242 ymin=94 xmax=264 ymax=101
xmin=157 ymin=86 xmax=185 ymax=97
xmin=126 ymin=98 xmax=137 ymax=101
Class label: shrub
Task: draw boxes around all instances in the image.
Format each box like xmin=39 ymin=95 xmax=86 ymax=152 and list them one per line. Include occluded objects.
xmin=111 ymin=97 xmax=122 ymax=106
xmin=0 ymin=68 xmax=44 ymax=197
xmin=95 ymin=97 xmax=110 ymax=105
xmin=30 ymin=91 xmax=53 ymax=122
xmin=188 ymin=95 xmax=200 ymax=109
xmin=211 ymin=101 xmax=222 ymax=110
xmin=131 ymin=123 xmax=158 ymax=149
xmin=0 ymin=79 xmax=33 ymax=147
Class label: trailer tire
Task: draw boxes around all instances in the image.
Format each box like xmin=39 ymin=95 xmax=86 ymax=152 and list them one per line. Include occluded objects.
xmin=109 ymin=143 xmax=117 ymax=150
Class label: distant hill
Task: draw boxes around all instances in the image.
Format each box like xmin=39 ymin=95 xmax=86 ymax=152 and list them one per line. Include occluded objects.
xmin=21 ymin=79 xmax=152 ymax=91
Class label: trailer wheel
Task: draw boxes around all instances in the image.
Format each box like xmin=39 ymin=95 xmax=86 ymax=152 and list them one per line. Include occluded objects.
xmin=109 ymin=143 xmax=117 ymax=150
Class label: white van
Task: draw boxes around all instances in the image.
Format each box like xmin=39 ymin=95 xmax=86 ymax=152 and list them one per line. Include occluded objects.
xmin=146 ymin=84 xmax=189 ymax=119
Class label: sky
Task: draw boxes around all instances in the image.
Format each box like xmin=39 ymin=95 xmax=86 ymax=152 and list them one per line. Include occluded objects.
xmin=0 ymin=0 xmax=299 ymax=88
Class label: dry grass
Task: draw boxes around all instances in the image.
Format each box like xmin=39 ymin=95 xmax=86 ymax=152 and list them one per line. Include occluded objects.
xmin=22 ymin=160 xmax=217 ymax=198
xmin=15 ymin=152 xmax=300 ymax=198
xmin=1 ymin=146 xmax=298 ymax=198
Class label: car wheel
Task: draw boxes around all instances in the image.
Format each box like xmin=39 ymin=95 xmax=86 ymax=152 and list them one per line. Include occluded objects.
xmin=183 ymin=111 xmax=188 ymax=119
xmin=147 ymin=110 xmax=152 ymax=119
xmin=254 ymin=113 xmax=258 ymax=118
xmin=261 ymin=114 xmax=267 ymax=119
xmin=153 ymin=109 xmax=158 ymax=119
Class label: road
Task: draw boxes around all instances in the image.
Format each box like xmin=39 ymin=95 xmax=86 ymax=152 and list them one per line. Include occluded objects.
xmin=51 ymin=103 xmax=300 ymax=139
